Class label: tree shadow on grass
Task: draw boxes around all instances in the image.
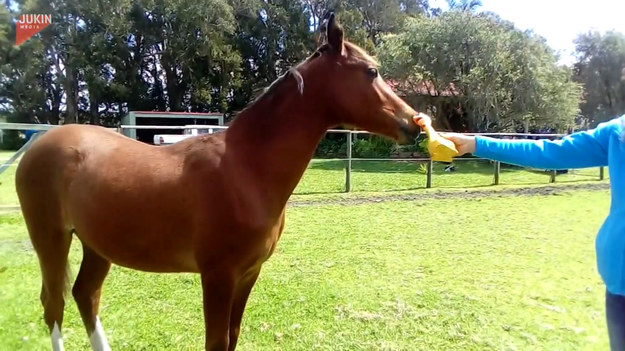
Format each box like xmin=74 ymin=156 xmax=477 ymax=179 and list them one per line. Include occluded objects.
xmin=301 ymin=159 xmax=601 ymax=195
xmin=308 ymin=159 xmax=502 ymax=175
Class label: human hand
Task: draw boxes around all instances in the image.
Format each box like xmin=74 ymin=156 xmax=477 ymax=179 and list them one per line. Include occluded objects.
xmin=438 ymin=132 xmax=476 ymax=155
xmin=412 ymin=113 xmax=431 ymax=128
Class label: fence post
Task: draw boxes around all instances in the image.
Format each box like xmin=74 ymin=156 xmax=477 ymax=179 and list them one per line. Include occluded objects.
xmin=345 ymin=131 xmax=352 ymax=192
xmin=493 ymin=161 xmax=501 ymax=185
xmin=550 ymin=170 xmax=557 ymax=183
xmin=599 ymin=167 xmax=605 ymax=180
xmin=426 ymin=159 xmax=433 ymax=188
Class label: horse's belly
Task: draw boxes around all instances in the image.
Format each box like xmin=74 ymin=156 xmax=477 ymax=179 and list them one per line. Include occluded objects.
xmin=70 ymin=206 xmax=199 ymax=273
xmin=65 ymin=159 xmax=199 ymax=272
xmin=76 ymin=225 xmax=199 ymax=273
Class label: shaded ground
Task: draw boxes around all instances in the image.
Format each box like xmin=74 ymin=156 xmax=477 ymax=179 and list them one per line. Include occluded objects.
xmin=288 ymin=182 xmax=610 ymax=207
xmin=1 ymin=182 xmax=609 ymax=214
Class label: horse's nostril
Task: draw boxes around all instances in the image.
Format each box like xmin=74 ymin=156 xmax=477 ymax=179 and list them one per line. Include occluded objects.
xmin=398 ymin=121 xmax=421 ymax=144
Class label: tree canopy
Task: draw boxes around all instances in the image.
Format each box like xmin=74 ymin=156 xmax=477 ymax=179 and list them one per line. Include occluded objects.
xmin=378 ymin=10 xmax=582 ymax=132
xmin=573 ymin=30 xmax=625 ymax=127
xmin=1 ymin=0 xmax=623 ymax=134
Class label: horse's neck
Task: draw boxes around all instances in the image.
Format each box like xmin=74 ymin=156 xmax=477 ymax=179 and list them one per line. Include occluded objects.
xmin=225 ymin=89 xmax=330 ymax=213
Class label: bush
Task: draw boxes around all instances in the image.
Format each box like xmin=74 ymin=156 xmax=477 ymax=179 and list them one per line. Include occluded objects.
xmin=314 ymin=134 xmax=428 ymax=159
xmin=393 ymin=137 xmax=428 ymax=154
xmin=315 ymin=135 xmax=347 ymax=158
xmin=353 ymin=135 xmax=396 ymax=158
xmin=0 ymin=130 xmax=26 ymax=151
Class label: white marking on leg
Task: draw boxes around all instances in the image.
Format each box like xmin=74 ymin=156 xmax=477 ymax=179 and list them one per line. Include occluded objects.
xmin=89 ymin=316 xmax=111 ymax=351
xmin=51 ymin=322 xmax=64 ymax=351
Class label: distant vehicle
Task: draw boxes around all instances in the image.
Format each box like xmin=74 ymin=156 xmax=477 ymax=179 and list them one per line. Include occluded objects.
xmin=153 ymin=125 xmax=224 ymax=145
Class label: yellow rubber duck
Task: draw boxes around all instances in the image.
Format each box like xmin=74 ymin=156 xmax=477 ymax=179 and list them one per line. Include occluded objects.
xmin=413 ymin=113 xmax=459 ymax=163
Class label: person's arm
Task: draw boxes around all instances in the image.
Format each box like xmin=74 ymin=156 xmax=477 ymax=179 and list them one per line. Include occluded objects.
xmin=443 ymin=117 xmax=621 ymax=169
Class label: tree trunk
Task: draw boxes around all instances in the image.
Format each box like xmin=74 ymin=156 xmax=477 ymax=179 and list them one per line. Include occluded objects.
xmin=90 ymin=95 xmax=99 ymax=125
xmin=47 ymin=48 xmax=63 ymax=125
xmin=63 ymin=16 xmax=78 ymax=124
xmin=64 ymin=68 xmax=78 ymax=124
xmin=50 ymin=82 xmax=62 ymax=125
xmin=164 ymin=65 xmax=184 ymax=111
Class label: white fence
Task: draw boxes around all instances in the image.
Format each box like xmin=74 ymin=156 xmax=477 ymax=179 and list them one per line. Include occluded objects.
xmin=0 ymin=123 xmax=606 ymax=192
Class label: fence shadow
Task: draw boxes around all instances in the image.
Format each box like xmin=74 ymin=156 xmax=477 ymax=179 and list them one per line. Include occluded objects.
xmin=308 ymin=158 xmax=507 ymax=176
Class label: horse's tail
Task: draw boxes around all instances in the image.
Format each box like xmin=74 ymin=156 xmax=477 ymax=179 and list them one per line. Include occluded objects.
xmin=15 ymin=126 xmax=76 ymax=330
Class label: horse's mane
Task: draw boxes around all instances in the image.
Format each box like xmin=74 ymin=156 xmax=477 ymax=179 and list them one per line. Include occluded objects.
xmin=253 ymin=67 xmax=304 ymax=104
xmin=250 ymin=40 xmax=378 ymax=106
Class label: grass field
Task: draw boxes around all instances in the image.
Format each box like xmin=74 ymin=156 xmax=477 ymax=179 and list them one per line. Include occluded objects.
xmin=1 ymin=150 xmax=608 ymax=207
xmin=0 ymin=188 xmax=612 ymax=350
xmin=295 ymin=159 xmax=605 ymax=194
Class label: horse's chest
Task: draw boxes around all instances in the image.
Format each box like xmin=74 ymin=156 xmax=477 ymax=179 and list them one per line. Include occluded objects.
xmin=199 ymin=210 xmax=285 ymax=269
xmin=261 ymin=222 xmax=284 ymax=261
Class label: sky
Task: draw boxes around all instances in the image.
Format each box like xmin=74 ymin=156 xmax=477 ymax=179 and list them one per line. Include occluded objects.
xmin=430 ymin=0 xmax=625 ymax=65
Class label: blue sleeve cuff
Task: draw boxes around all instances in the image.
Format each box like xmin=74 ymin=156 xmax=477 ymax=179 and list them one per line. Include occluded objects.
xmin=474 ymin=135 xmax=497 ymax=158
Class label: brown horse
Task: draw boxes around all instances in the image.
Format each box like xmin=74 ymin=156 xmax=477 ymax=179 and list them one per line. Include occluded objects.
xmin=15 ymin=14 xmax=421 ymax=351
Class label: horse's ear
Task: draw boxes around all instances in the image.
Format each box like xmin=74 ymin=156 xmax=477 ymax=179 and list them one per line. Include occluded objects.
xmin=325 ymin=12 xmax=345 ymax=55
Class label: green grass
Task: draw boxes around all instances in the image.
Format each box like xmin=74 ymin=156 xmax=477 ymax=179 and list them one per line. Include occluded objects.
xmin=0 ymin=189 xmax=611 ymax=350
xmin=1 ymin=150 xmax=607 ymax=206
xmin=294 ymin=159 xmax=606 ymax=194
xmin=0 ymin=151 xmax=20 ymax=207
xmin=0 ymin=166 xmax=17 ymax=207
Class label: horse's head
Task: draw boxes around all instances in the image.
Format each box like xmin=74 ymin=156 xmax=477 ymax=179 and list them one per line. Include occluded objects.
xmin=302 ymin=13 xmax=422 ymax=144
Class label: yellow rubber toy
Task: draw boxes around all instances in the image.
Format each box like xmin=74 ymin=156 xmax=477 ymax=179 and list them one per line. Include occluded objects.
xmin=413 ymin=113 xmax=459 ymax=163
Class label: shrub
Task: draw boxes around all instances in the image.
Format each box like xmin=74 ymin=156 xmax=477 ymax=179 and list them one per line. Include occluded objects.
xmin=315 ymin=135 xmax=347 ymax=158
xmin=353 ymin=135 xmax=395 ymax=158
xmin=0 ymin=130 xmax=26 ymax=151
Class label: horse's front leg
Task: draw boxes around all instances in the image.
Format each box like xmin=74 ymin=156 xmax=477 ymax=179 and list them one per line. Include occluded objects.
xmin=228 ymin=268 xmax=261 ymax=351
xmin=200 ymin=269 xmax=236 ymax=351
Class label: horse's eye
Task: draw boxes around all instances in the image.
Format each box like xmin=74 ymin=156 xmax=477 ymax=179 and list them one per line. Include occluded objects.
xmin=366 ymin=68 xmax=378 ymax=79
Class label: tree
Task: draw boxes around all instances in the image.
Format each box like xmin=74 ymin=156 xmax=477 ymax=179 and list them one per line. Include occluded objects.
xmin=0 ymin=1 xmax=48 ymax=124
xmin=378 ymin=11 xmax=581 ymax=133
xmin=573 ymin=30 xmax=625 ymax=127
xmin=230 ymin=0 xmax=314 ymax=113
xmin=344 ymin=0 xmax=428 ymax=45
xmin=446 ymin=0 xmax=481 ymax=12
xmin=126 ymin=0 xmax=240 ymax=113
xmin=1 ymin=0 xmax=437 ymax=126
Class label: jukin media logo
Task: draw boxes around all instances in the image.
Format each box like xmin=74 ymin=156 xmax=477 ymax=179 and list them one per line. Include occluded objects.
xmin=16 ymin=14 xmax=52 ymax=46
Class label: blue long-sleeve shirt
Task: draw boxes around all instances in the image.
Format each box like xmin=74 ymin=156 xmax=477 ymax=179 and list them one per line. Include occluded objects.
xmin=474 ymin=115 xmax=625 ymax=295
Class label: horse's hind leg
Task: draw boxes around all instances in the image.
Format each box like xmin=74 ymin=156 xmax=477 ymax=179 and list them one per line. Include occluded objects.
xmin=25 ymin=217 xmax=72 ymax=351
xmin=71 ymin=242 xmax=111 ymax=351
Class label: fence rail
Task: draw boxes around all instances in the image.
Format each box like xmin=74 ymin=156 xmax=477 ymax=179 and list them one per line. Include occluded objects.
xmin=0 ymin=123 xmax=605 ymax=192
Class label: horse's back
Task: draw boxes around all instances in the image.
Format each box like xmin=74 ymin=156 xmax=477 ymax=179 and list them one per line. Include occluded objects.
xmin=17 ymin=124 xmax=122 ymax=189
xmin=15 ymin=124 xmax=153 ymax=215
xmin=15 ymin=124 xmax=223 ymax=272
xmin=18 ymin=124 xmax=92 ymax=188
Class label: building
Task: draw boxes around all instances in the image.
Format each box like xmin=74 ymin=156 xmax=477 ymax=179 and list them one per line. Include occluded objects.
xmin=120 ymin=111 xmax=224 ymax=144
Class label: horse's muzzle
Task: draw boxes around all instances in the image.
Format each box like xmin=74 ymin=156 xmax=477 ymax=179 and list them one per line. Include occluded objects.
xmin=397 ymin=119 xmax=422 ymax=145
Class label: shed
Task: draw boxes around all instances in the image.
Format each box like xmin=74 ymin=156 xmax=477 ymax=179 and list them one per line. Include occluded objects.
xmin=121 ymin=111 xmax=224 ymax=144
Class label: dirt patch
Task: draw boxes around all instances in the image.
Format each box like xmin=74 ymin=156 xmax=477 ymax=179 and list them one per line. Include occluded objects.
xmin=287 ymin=182 xmax=610 ymax=208
xmin=1 ymin=183 xmax=610 ymax=213
xmin=0 ymin=206 xmax=21 ymax=214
